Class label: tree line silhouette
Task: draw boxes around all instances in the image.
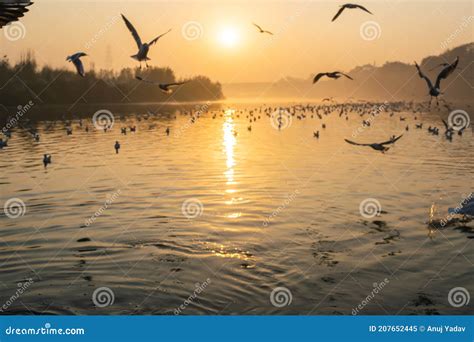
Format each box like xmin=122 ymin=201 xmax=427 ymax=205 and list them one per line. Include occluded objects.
xmin=0 ymin=51 xmax=224 ymax=106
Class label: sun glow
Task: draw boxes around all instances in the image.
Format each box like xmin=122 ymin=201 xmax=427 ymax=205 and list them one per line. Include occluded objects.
xmin=217 ymin=27 xmax=239 ymax=48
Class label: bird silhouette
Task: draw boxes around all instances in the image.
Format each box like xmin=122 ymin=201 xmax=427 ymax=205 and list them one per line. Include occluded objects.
xmin=66 ymin=52 xmax=87 ymax=77
xmin=332 ymin=3 xmax=372 ymax=22
xmin=135 ymin=76 xmax=187 ymax=94
xmin=344 ymin=134 xmax=403 ymax=153
xmin=414 ymin=57 xmax=459 ymax=106
xmin=43 ymin=154 xmax=52 ymax=167
xmin=313 ymin=72 xmax=353 ymax=84
xmin=121 ymin=14 xmax=171 ymax=69
xmin=253 ymin=23 xmax=273 ymax=35
xmin=114 ymin=141 xmax=120 ymax=154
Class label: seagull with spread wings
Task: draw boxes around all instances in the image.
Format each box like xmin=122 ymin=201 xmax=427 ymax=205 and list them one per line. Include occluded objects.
xmin=121 ymin=14 xmax=171 ymax=69
xmin=344 ymin=134 xmax=403 ymax=153
xmin=253 ymin=23 xmax=273 ymax=35
xmin=66 ymin=52 xmax=87 ymax=77
xmin=414 ymin=57 xmax=458 ymax=106
xmin=0 ymin=1 xmax=33 ymax=28
xmin=332 ymin=3 xmax=372 ymax=22
xmin=135 ymin=76 xmax=188 ymax=94
xmin=313 ymin=72 xmax=353 ymax=84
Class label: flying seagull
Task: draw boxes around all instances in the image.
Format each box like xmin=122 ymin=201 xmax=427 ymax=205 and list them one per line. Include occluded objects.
xmin=414 ymin=57 xmax=458 ymax=106
xmin=332 ymin=3 xmax=372 ymax=22
xmin=121 ymin=14 xmax=171 ymax=68
xmin=344 ymin=134 xmax=403 ymax=153
xmin=66 ymin=52 xmax=87 ymax=77
xmin=253 ymin=23 xmax=273 ymax=35
xmin=313 ymin=72 xmax=353 ymax=84
xmin=135 ymin=76 xmax=187 ymax=94
xmin=0 ymin=1 xmax=33 ymax=28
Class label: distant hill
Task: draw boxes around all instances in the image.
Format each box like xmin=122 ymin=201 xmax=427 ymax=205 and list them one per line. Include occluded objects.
xmin=224 ymin=43 xmax=474 ymax=102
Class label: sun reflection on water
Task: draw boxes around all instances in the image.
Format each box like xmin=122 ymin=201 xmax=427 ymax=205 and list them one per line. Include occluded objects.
xmin=222 ymin=109 xmax=241 ymax=218
xmin=223 ymin=109 xmax=236 ymax=182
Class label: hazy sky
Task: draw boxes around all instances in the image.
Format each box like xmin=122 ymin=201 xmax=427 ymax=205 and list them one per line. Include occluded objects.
xmin=1 ymin=0 xmax=472 ymax=83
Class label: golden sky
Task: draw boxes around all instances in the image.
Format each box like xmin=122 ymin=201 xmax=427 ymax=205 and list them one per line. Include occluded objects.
xmin=1 ymin=0 xmax=472 ymax=83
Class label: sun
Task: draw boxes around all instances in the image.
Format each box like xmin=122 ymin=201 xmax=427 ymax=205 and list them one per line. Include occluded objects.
xmin=217 ymin=27 xmax=239 ymax=48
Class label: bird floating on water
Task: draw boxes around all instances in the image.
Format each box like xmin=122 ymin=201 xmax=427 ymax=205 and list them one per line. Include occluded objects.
xmin=114 ymin=141 xmax=120 ymax=154
xmin=121 ymin=14 xmax=171 ymax=69
xmin=332 ymin=3 xmax=372 ymax=22
xmin=43 ymin=154 xmax=51 ymax=168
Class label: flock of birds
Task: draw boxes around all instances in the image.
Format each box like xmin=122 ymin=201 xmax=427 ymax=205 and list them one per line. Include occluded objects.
xmin=65 ymin=14 xmax=186 ymax=94
xmin=65 ymin=5 xmax=376 ymax=92
xmin=1 ymin=99 xmax=468 ymax=155
xmin=1 ymin=1 xmax=461 ymax=104
xmin=0 ymin=2 xmax=471 ymax=220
